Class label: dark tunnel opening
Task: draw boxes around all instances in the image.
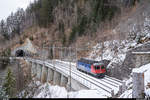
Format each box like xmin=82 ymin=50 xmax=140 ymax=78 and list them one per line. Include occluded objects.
xmin=15 ymin=49 xmax=25 ymax=57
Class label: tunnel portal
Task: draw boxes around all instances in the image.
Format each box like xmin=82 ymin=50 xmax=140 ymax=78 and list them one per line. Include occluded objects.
xmin=15 ymin=49 xmax=25 ymax=57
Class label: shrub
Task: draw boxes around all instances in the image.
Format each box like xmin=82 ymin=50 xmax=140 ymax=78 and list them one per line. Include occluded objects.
xmin=19 ymin=39 xmax=24 ymax=44
xmin=29 ymin=36 xmax=33 ymax=41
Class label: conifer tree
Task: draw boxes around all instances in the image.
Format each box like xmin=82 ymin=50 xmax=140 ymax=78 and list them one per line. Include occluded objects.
xmin=3 ymin=68 xmax=16 ymax=97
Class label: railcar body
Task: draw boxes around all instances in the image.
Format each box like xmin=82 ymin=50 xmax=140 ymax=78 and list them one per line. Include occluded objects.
xmin=77 ymin=58 xmax=107 ymax=78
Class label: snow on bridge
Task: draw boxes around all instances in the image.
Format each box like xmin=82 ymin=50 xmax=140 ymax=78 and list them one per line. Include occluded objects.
xmin=26 ymin=57 xmax=124 ymax=97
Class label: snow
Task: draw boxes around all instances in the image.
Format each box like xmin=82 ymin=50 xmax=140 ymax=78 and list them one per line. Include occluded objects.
xmin=69 ymin=89 xmax=107 ymax=98
xmin=24 ymin=15 xmax=150 ymax=98
xmin=121 ymin=63 xmax=150 ymax=98
xmin=119 ymin=89 xmax=132 ymax=98
xmin=35 ymin=81 xmax=41 ymax=86
xmin=55 ymin=60 xmax=76 ymax=66
xmin=145 ymin=89 xmax=150 ymax=97
xmin=20 ymin=81 xmax=108 ymax=98
xmin=34 ymin=83 xmax=67 ymax=98
xmin=132 ymin=63 xmax=150 ymax=86
xmin=88 ymin=40 xmax=136 ymax=69
xmin=125 ymin=77 xmax=132 ymax=88
xmin=48 ymin=59 xmax=121 ymax=96
xmin=87 ymin=15 xmax=150 ymax=71
xmin=132 ymin=52 xmax=150 ymax=54
xmin=132 ymin=68 xmax=143 ymax=73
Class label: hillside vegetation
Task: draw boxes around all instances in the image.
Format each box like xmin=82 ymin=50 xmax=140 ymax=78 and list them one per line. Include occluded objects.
xmin=0 ymin=0 xmax=139 ymax=50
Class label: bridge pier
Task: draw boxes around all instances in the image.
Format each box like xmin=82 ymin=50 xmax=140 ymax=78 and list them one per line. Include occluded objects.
xmin=60 ymin=75 xmax=68 ymax=87
xmin=41 ymin=65 xmax=48 ymax=83
xmin=31 ymin=62 xmax=33 ymax=76
xmin=36 ymin=64 xmax=42 ymax=81
xmin=47 ymin=68 xmax=54 ymax=83
xmin=118 ymin=81 xmax=126 ymax=96
xmin=132 ymin=71 xmax=145 ymax=98
xmin=53 ymin=71 xmax=61 ymax=85
xmin=66 ymin=78 xmax=89 ymax=91
xmin=31 ymin=62 xmax=37 ymax=77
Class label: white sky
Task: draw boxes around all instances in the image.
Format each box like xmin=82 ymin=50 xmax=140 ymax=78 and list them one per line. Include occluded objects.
xmin=0 ymin=0 xmax=34 ymax=21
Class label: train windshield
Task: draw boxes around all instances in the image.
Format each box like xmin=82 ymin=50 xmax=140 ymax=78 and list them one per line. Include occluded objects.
xmin=94 ymin=65 xmax=105 ymax=70
xmin=101 ymin=65 xmax=105 ymax=69
xmin=94 ymin=66 xmax=100 ymax=70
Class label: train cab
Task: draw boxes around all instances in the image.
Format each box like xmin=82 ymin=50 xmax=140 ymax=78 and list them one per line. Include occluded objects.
xmin=91 ymin=63 xmax=106 ymax=78
xmin=77 ymin=58 xmax=107 ymax=78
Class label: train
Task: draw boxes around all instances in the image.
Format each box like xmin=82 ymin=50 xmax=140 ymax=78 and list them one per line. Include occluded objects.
xmin=77 ymin=58 xmax=110 ymax=78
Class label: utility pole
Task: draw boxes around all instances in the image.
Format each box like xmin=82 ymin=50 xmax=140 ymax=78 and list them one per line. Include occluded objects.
xmin=60 ymin=46 xmax=62 ymax=61
xmin=75 ymin=44 xmax=77 ymax=67
xmin=101 ymin=41 xmax=104 ymax=60
xmin=53 ymin=44 xmax=55 ymax=60
xmin=69 ymin=47 xmax=72 ymax=91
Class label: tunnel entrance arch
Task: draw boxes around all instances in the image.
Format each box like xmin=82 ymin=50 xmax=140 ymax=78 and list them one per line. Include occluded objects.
xmin=15 ymin=49 xmax=25 ymax=57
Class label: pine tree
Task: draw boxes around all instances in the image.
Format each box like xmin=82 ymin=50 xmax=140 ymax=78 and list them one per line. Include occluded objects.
xmin=3 ymin=68 xmax=16 ymax=97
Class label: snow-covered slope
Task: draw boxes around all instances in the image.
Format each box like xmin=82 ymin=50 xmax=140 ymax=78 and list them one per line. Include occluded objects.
xmin=88 ymin=40 xmax=139 ymax=67
xmin=18 ymin=80 xmax=108 ymax=98
xmin=87 ymin=11 xmax=150 ymax=79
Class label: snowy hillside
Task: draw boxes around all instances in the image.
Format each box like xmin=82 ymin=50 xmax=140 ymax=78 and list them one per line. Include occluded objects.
xmin=88 ymin=40 xmax=140 ymax=68
xmin=16 ymin=1 xmax=150 ymax=98
xmin=87 ymin=14 xmax=150 ymax=79
xmin=86 ymin=11 xmax=150 ymax=98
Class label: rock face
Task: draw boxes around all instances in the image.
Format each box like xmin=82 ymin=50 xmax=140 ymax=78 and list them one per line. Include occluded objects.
xmin=11 ymin=38 xmax=37 ymax=56
xmin=122 ymin=42 xmax=150 ymax=79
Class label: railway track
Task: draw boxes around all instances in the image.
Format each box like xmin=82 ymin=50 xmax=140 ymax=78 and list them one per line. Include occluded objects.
xmin=52 ymin=60 xmax=122 ymax=95
xmin=55 ymin=60 xmax=123 ymax=86
xmin=55 ymin=61 xmax=119 ymax=88
xmin=54 ymin=61 xmax=112 ymax=89
xmin=26 ymin=58 xmax=123 ymax=97
xmin=55 ymin=60 xmax=123 ymax=84
xmin=29 ymin=58 xmax=113 ymax=95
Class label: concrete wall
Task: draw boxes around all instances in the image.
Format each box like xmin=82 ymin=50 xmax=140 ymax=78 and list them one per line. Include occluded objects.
xmin=132 ymin=72 xmax=145 ymax=98
xmin=31 ymin=62 xmax=37 ymax=77
xmin=41 ymin=65 xmax=48 ymax=83
xmin=70 ymin=78 xmax=89 ymax=91
xmin=36 ymin=64 xmax=42 ymax=80
xmin=135 ymin=54 xmax=150 ymax=68
xmin=60 ymin=75 xmax=68 ymax=87
xmin=53 ymin=71 xmax=61 ymax=85
xmin=47 ymin=68 xmax=54 ymax=83
xmin=122 ymin=42 xmax=150 ymax=79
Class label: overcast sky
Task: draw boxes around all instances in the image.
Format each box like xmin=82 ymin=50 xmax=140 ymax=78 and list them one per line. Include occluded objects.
xmin=0 ymin=0 xmax=34 ymax=21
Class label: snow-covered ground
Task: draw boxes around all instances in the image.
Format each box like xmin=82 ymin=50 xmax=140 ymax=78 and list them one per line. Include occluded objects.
xmin=120 ymin=63 xmax=150 ymax=98
xmin=18 ymin=80 xmax=108 ymax=98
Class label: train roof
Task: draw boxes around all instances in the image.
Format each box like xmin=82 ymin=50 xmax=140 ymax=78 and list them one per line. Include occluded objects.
xmin=78 ymin=58 xmax=110 ymax=66
xmin=78 ymin=58 xmax=102 ymax=65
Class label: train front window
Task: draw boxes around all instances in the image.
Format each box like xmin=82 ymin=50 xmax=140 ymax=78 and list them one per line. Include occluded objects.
xmin=94 ymin=66 xmax=100 ymax=70
xmin=101 ymin=65 xmax=104 ymax=69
